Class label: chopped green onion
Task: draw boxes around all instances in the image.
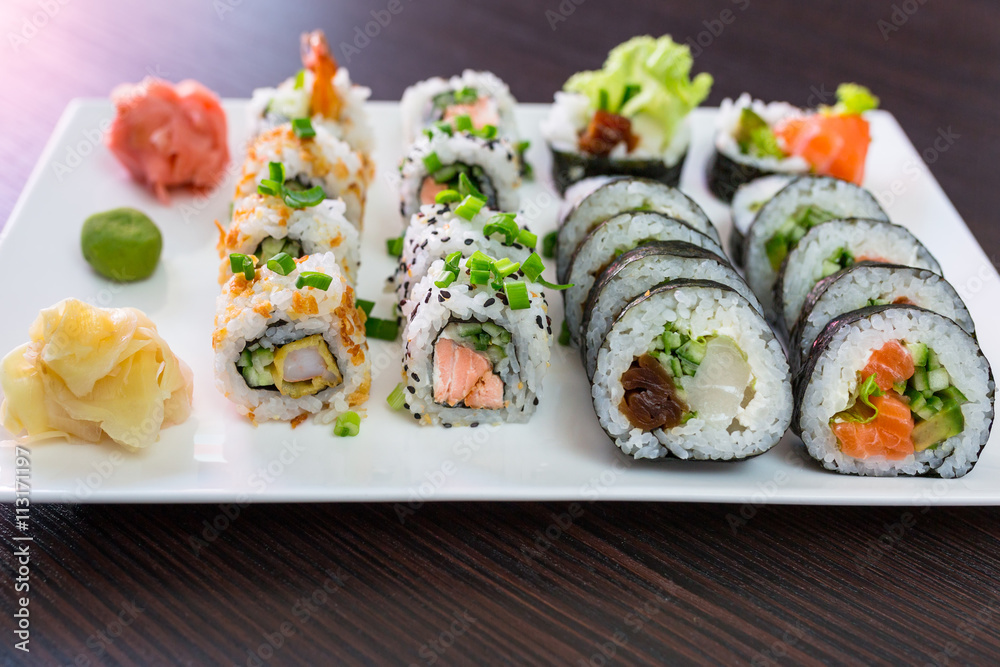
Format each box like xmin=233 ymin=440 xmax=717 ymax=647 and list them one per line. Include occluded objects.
xmin=482 ymin=213 xmax=519 ymax=245
xmin=453 ymin=114 xmax=473 ymax=132
xmin=334 ymin=411 xmax=361 ymax=437
xmin=454 ymin=86 xmax=478 ymax=104
xmin=455 ymin=195 xmax=484 ymax=220
xmin=538 ymin=278 xmax=573 ymax=291
xmin=542 ymin=231 xmax=558 ymax=258
xmin=516 ymin=140 xmax=531 ymax=154
xmin=284 ymin=186 xmax=326 ymax=208
xmin=470 ymin=269 xmax=491 ymax=285
xmin=292 ymin=117 xmax=316 ymax=139
xmin=558 ymin=320 xmax=571 ymax=346
xmin=257 ymin=179 xmax=282 ymax=197
xmin=476 ymin=124 xmax=497 ymax=139
xmin=434 ymin=189 xmax=462 ymax=204
xmin=620 ymin=83 xmax=641 ymax=109
xmin=268 ymin=161 xmax=285 ymax=183
xmin=444 ymin=250 xmax=463 ymax=272
xmin=504 ymin=281 xmax=531 ymax=310
xmin=467 ymin=250 xmax=495 ymax=271
xmin=366 ymin=317 xmax=400 ymax=341
xmin=386 ymin=236 xmax=404 ymax=257
xmin=266 ymin=252 xmax=296 ymax=276
xmin=386 ymin=383 xmax=406 ymax=410
xmin=458 ymin=172 xmax=485 ymax=201
xmin=433 ymin=121 xmax=454 ymax=136
xmin=492 ymin=257 xmax=520 ymax=279
xmin=516 ymin=229 xmax=537 ymax=248
xmin=356 ymin=299 xmax=375 ymax=316
xmin=423 ymin=152 xmax=443 ymax=173
xmin=293 ymin=69 xmax=305 ymax=89
xmin=229 ymin=253 xmax=255 ymax=280
xmin=434 ymin=271 xmax=457 ymax=288
xmin=296 ymin=271 xmax=333 ymax=291
xmin=598 ymin=89 xmax=609 ymax=111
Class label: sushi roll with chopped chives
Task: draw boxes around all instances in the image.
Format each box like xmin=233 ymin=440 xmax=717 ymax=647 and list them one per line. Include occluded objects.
xmin=775 ymin=218 xmax=942 ymax=333
xmin=400 ymin=70 xmax=520 ymax=145
xmin=555 ymin=176 xmax=718 ymax=283
xmin=235 ymin=125 xmax=372 ymax=230
xmin=744 ymin=176 xmax=889 ymax=316
xmin=791 ymin=262 xmax=974 ymax=367
xmin=591 ymin=280 xmax=792 ymax=461
xmin=581 ymin=241 xmax=761 ymax=381
xmin=216 ymin=194 xmax=360 ymax=285
xmin=794 ymin=305 xmax=994 ymax=478
xmin=708 ymin=84 xmax=880 ymax=201
xmin=213 ymin=252 xmax=370 ymax=425
xmin=401 ymin=258 xmax=551 ymax=427
xmin=398 ymin=127 xmax=521 ymax=220
xmin=541 ymin=35 xmax=712 ymax=194
xmin=562 ymin=212 xmax=725 ymax=345
xmin=728 ymin=175 xmax=793 ymax=268
xmin=249 ymin=30 xmax=374 ymax=157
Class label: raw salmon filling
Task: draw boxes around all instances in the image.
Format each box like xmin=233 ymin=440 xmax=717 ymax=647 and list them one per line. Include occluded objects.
xmin=432 ymin=323 xmax=509 ymax=410
xmin=831 ymin=340 xmax=967 ymax=460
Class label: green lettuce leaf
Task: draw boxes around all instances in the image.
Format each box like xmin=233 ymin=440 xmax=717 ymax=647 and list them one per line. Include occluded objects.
xmin=835 ymin=373 xmax=884 ymax=424
xmin=563 ymin=35 xmax=713 ymax=151
xmin=828 ymin=83 xmax=880 ymax=115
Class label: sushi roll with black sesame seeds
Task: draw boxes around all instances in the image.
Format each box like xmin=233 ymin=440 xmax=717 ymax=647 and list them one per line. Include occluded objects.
xmin=401 ymin=259 xmax=550 ymax=426
xmin=541 ymin=36 xmax=712 ymax=194
xmin=400 ymin=70 xmax=520 ymax=145
xmin=398 ymin=127 xmax=521 ymax=220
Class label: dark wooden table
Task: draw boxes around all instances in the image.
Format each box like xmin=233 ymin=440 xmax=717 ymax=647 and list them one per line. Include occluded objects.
xmin=2 ymin=1 xmax=999 ymax=664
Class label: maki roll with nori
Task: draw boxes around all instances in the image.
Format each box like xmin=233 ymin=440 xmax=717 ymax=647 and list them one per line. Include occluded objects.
xmin=794 ymin=306 xmax=994 ymax=478
xmin=398 ymin=127 xmax=521 ymax=220
xmin=591 ymin=280 xmax=791 ymax=461
xmin=791 ymin=262 xmax=974 ymax=367
xmin=248 ymin=30 xmax=374 ymax=157
xmin=213 ymin=252 xmax=370 ymax=424
xmin=541 ymin=36 xmax=712 ymax=194
xmin=744 ymin=176 xmax=889 ymax=316
xmin=581 ymin=241 xmax=761 ymax=381
xmin=708 ymin=84 xmax=879 ymax=201
xmin=775 ymin=218 xmax=942 ymax=332
xmin=728 ymin=175 xmax=793 ymax=268
xmin=401 ymin=259 xmax=551 ymax=427
xmin=562 ymin=212 xmax=725 ymax=345
xmin=555 ymin=176 xmax=717 ymax=282
xmin=400 ymin=70 xmax=520 ymax=145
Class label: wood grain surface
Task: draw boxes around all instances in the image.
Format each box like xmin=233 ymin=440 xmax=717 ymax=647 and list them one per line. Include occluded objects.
xmin=2 ymin=0 xmax=1000 ymax=664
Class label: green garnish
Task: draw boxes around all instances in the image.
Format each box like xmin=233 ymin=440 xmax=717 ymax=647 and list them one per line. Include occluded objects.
xmin=470 ymin=270 xmax=491 ymax=285
xmin=433 ymin=121 xmax=454 ymax=136
xmin=423 ymin=152 xmax=443 ymax=173
xmin=467 ymin=250 xmax=495 ymax=271
xmin=386 ymin=236 xmax=404 ymax=257
xmin=734 ymin=108 xmax=785 ymax=159
xmin=482 ymin=213 xmax=519 ymax=245
xmin=516 ymin=229 xmax=537 ymax=249
xmin=457 ymin=172 xmax=484 ymax=201
xmin=266 ymin=252 xmax=296 ymax=276
xmin=366 ymin=317 xmax=400 ymax=341
xmin=292 ymin=117 xmax=316 ymax=139
xmin=504 ymin=281 xmax=531 ymax=310
xmin=519 ymin=252 xmax=573 ymax=290
xmin=283 ymin=186 xmax=326 ymax=208
xmin=558 ymin=320 xmax=571 ymax=346
xmin=434 ymin=272 xmax=457 ymax=288
xmin=295 ymin=271 xmax=333 ymax=291
xmin=828 ymin=83 xmax=880 ymax=116
xmin=453 ymin=114 xmax=473 ymax=132
xmin=764 ymin=205 xmax=838 ymax=271
xmin=833 ymin=374 xmax=883 ymax=424
xmin=455 ymin=195 xmax=484 ymax=220
xmin=434 ymin=189 xmax=462 ymax=204
xmin=229 ymin=253 xmax=255 ymax=280
xmin=492 ymin=258 xmax=520 ymax=279
xmin=542 ymin=231 xmax=558 ymax=259
xmin=293 ymin=69 xmax=306 ymax=89
xmin=257 ymin=161 xmax=326 ymax=209
xmin=356 ymin=299 xmax=375 ymax=316
xmin=821 ymin=247 xmax=855 ymax=278
xmin=387 ymin=383 xmax=406 ymax=410
xmin=334 ymin=411 xmax=361 ymax=437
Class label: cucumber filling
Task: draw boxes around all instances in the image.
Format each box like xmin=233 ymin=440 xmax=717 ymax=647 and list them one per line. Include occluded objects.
xmin=764 ymin=204 xmax=837 ymax=271
xmin=733 ymin=108 xmax=785 ymax=159
xmin=236 ymin=333 xmax=342 ymax=398
xmin=255 ymin=236 xmax=303 ymax=264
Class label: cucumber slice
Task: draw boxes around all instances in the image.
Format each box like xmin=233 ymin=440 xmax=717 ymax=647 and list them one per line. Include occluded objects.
xmin=892 ymin=380 xmax=907 ymax=395
xmin=677 ymin=338 xmax=707 ymax=364
xmin=937 ymin=386 xmax=968 ymax=404
xmin=928 ymin=367 xmax=950 ymax=393
xmin=282 ymin=238 xmax=302 ymax=258
xmin=252 ymin=347 xmax=274 ymax=367
xmin=908 ymin=393 xmax=927 ymax=414
xmin=258 ymin=236 xmax=285 ymax=262
xmin=905 ymin=342 xmax=928 ymax=367
xmin=455 ymin=323 xmax=483 ymax=338
xmin=484 ymin=345 xmax=506 ymax=367
xmin=237 ymin=349 xmax=252 ymax=368
xmin=911 ymin=367 xmax=929 ymax=393
xmin=669 ymin=356 xmax=682 ymax=378
xmin=927 ymin=348 xmax=941 ymax=370
xmin=662 ymin=330 xmax=682 ymax=351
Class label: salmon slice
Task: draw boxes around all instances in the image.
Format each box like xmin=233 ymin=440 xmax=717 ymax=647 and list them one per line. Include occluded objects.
xmin=856 ymin=255 xmax=891 ymax=263
xmin=420 ymin=178 xmax=449 ymax=205
xmin=433 ymin=338 xmax=500 ymax=407
xmin=443 ymin=97 xmax=499 ymax=130
xmin=465 ymin=373 xmax=504 ymax=410
xmin=832 ymin=391 xmax=914 ymax=460
xmin=773 ymin=114 xmax=871 ymax=184
xmin=861 ymin=340 xmax=915 ymax=392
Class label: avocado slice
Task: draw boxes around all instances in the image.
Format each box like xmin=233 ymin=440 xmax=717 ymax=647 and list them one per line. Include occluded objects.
xmin=912 ymin=400 xmax=964 ymax=452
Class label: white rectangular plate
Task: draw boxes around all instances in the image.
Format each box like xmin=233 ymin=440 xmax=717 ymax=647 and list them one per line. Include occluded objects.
xmin=1 ymin=101 xmax=998 ymax=504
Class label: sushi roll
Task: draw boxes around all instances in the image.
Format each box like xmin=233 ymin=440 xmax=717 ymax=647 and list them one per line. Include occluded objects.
xmin=744 ymin=176 xmax=889 ymax=316
xmin=541 ymin=36 xmax=712 ymax=194
xmin=708 ymin=95 xmax=808 ymax=202
xmin=708 ymin=84 xmax=880 ymax=201
xmin=591 ymin=280 xmax=792 ymax=461
xmin=398 ymin=127 xmax=521 ymax=220
xmin=213 ymin=252 xmax=370 ymax=424
xmin=794 ymin=305 xmax=994 ymax=478
xmin=400 ymin=70 xmax=519 ymax=145
xmin=580 ymin=241 xmax=762 ymax=381
xmin=791 ymin=262 xmax=974 ymax=367
xmin=728 ymin=174 xmax=793 ymax=268
xmin=555 ymin=176 xmax=718 ymax=283
xmin=249 ymin=30 xmax=374 ymax=156
xmin=234 ymin=126 xmax=371 ymax=229
xmin=216 ymin=194 xmax=360 ymax=285
xmin=394 ymin=203 xmax=535 ymax=316
xmin=562 ymin=212 xmax=725 ymax=345
xmin=775 ymin=218 xmax=942 ymax=332
xmin=401 ymin=259 xmax=551 ymax=427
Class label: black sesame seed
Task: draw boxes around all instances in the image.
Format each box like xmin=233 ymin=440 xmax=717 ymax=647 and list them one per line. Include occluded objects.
xmin=440 ymin=290 xmax=451 ymax=299
xmin=464 ymin=238 xmax=474 ymax=245
xmin=424 ymin=292 xmax=431 ymax=303
xmin=536 ymin=315 xmax=543 ymax=329
xmin=513 ymin=243 xmax=523 ymax=250
xmin=438 ymin=294 xmax=445 ymax=302
xmin=407 ymin=386 xmax=416 ymax=394
xmin=497 ymin=292 xmax=508 ymax=304
xmin=403 ymin=402 xmax=410 ymax=410
xmin=483 ymin=298 xmax=496 ymax=307
xmin=443 ymin=423 xmax=452 ymax=428
xmin=427 ymin=216 xmax=437 ymax=225
xmin=413 ymin=413 xmax=421 ymax=420
xmin=470 ymin=422 xmax=479 ymax=428
xmin=411 ymin=372 xmax=419 ymax=382
xmin=440 ymin=237 xmax=450 ymax=243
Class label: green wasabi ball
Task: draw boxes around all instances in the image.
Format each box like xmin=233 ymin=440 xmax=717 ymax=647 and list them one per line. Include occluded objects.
xmin=81 ymin=207 xmax=162 ymax=282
